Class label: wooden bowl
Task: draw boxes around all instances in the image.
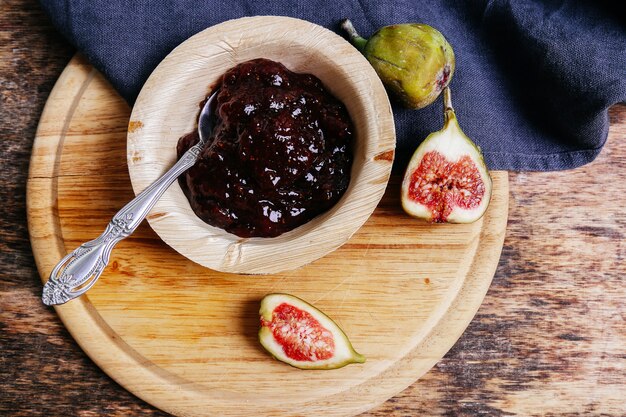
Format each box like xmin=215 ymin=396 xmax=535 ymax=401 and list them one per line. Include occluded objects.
xmin=127 ymin=16 xmax=395 ymax=274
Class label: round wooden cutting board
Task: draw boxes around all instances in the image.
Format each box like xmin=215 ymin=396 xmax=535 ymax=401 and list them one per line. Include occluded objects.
xmin=27 ymin=55 xmax=508 ymax=417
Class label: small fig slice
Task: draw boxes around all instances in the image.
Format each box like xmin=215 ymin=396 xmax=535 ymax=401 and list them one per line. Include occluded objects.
xmin=259 ymin=293 xmax=365 ymax=369
xmin=341 ymin=19 xmax=454 ymax=109
xmin=401 ymin=88 xmax=492 ymax=223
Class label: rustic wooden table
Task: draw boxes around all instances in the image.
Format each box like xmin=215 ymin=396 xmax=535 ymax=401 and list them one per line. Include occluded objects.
xmin=1 ymin=1 xmax=624 ymax=416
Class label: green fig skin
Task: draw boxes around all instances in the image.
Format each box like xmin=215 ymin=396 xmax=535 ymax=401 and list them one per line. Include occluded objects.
xmin=342 ymin=19 xmax=455 ymax=109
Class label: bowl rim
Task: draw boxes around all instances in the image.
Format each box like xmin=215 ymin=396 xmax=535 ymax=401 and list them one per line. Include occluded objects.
xmin=127 ymin=16 xmax=395 ymax=274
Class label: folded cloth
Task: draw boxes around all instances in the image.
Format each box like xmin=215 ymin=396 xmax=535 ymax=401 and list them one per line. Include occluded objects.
xmin=40 ymin=0 xmax=626 ymax=171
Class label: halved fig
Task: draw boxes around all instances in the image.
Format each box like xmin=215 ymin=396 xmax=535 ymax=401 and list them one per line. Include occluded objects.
xmin=259 ymin=293 xmax=365 ymax=369
xmin=401 ymin=87 xmax=492 ymax=223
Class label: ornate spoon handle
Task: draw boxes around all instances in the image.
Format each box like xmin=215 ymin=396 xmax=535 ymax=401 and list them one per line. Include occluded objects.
xmin=42 ymin=143 xmax=203 ymax=306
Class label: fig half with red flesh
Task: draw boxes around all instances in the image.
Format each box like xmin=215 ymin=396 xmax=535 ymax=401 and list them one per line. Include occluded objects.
xmin=401 ymin=87 xmax=492 ymax=223
xmin=259 ymin=293 xmax=365 ymax=369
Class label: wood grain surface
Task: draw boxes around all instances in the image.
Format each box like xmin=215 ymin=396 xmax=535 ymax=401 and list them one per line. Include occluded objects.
xmin=27 ymin=55 xmax=506 ymax=417
xmin=1 ymin=1 xmax=624 ymax=416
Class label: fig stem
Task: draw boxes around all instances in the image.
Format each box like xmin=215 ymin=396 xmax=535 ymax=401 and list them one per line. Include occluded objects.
xmin=443 ymin=87 xmax=453 ymax=112
xmin=340 ymin=19 xmax=368 ymax=53
xmin=443 ymin=87 xmax=455 ymax=125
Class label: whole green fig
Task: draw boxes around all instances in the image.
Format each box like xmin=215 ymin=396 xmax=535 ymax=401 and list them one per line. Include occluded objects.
xmin=341 ymin=19 xmax=455 ymax=109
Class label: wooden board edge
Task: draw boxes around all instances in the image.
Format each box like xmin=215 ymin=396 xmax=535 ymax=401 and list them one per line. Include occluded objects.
xmin=26 ymin=53 xmax=510 ymax=417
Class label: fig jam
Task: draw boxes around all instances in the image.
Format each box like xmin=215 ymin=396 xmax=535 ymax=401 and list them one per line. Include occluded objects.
xmin=177 ymin=59 xmax=353 ymax=238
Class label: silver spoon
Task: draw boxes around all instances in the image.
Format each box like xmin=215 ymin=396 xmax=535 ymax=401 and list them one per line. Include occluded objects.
xmin=42 ymin=91 xmax=219 ymax=306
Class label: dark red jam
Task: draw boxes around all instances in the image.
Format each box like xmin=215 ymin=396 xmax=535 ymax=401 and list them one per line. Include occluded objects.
xmin=177 ymin=59 xmax=353 ymax=238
